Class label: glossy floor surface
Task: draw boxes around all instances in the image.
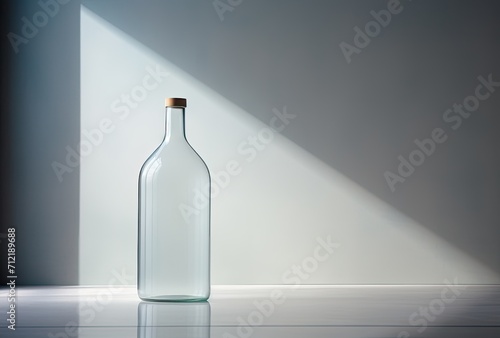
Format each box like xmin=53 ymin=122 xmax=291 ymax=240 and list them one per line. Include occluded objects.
xmin=1 ymin=285 xmax=499 ymax=337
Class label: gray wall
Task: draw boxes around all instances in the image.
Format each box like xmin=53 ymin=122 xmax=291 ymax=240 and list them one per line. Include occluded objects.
xmin=3 ymin=0 xmax=80 ymax=285
xmin=4 ymin=0 xmax=500 ymax=285
xmin=79 ymin=0 xmax=500 ymax=284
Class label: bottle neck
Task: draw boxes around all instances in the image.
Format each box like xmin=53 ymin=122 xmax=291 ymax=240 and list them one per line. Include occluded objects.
xmin=164 ymin=107 xmax=186 ymax=142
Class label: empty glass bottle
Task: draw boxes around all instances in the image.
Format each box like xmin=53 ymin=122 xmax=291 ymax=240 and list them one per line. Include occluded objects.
xmin=138 ymin=97 xmax=210 ymax=301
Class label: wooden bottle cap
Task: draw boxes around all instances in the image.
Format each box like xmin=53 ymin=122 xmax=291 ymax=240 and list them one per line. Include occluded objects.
xmin=165 ymin=97 xmax=187 ymax=108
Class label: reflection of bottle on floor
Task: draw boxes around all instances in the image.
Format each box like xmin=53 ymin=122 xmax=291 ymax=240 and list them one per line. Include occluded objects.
xmin=137 ymin=301 xmax=211 ymax=338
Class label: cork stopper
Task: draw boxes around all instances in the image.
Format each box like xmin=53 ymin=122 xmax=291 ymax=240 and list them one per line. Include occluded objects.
xmin=165 ymin=97 xmax=187 ymax=108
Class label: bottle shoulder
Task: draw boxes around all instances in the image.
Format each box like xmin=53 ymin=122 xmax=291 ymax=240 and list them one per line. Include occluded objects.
xmin=185 ymin=140 xmax=211 ymax=173
xmin=140 ymin=139 xmax=210 ymax=176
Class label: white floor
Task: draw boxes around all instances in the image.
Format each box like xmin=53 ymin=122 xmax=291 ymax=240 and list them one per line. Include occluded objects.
xmin=1 ymin=285 xmax=499 ymax=337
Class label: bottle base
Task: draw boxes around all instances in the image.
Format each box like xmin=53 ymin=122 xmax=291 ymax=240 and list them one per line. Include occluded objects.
xmin=139 ymin=294 xmax=209 ymax=302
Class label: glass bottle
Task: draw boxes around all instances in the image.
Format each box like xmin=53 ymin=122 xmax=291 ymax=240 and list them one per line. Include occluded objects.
xmin=138 ymin=97 xmax=210 ymax=301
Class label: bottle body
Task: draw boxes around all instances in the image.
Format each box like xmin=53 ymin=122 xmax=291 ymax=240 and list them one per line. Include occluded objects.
xmin=138 ymin=101 xmax=210 ymax=301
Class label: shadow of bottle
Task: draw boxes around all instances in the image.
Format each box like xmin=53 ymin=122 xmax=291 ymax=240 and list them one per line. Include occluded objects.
xmin=137 ymin=301 xmax=211 ymax=337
